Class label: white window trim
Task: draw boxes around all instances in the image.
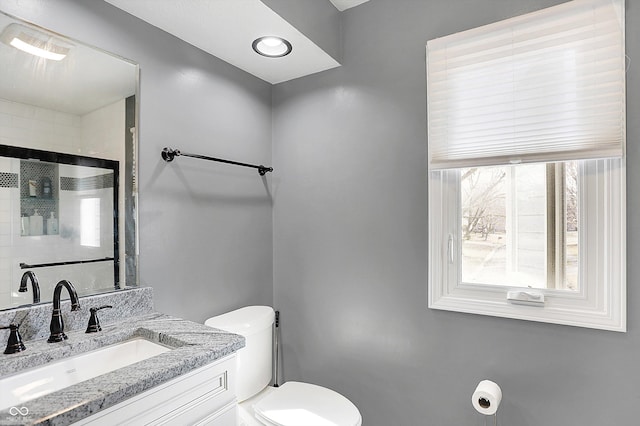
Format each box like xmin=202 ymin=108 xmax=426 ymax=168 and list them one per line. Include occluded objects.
xmin=428 ymin=159 xmax=626 ymax=332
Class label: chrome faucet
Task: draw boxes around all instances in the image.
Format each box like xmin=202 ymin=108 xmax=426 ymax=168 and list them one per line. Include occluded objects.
xmin=48 ymin=280 xmax=80 ymax=343
xmin=19 ymin=271 xmax=40 ymax=303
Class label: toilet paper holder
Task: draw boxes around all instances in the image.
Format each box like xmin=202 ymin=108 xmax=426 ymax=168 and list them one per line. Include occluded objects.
xmin=476 ymin=401 xmax=497 ymax=426
xmin=472 ymin=380 xmax=502 ymax=425
xmin=477 ymin=396 xmax=492 ymax=410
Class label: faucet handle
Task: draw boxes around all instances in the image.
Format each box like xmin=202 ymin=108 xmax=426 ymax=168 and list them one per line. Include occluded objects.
xmin=85 ymin=305 xmax=113 ymax=333
xmin=0 ymin=323 xmax=26 ymax=354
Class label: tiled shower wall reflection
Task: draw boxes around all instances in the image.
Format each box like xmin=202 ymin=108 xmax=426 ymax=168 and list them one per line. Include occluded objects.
xmin=0 ymin=98 xmax=124 ymax=308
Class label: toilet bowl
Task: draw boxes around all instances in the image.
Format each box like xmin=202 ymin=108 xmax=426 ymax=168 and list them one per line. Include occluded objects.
xmin=205 ymin=306 xmax=362 ymax=426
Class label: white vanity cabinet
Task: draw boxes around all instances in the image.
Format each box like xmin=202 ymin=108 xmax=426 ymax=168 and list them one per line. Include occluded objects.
xmin=75 ymin=355 xmax=236 ymax=426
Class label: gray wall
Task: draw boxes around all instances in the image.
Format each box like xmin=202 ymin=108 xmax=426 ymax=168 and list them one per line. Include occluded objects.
xmin=272 ymin=1 xmax=640 ymax=425
xmin=2 ymin=0 xmax=274 ymax=322
xmin=262 ymin=0 xmax=343 ymax=63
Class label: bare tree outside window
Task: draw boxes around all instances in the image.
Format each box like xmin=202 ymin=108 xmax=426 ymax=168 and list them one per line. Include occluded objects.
xmin=461 ymin=162 xmax=579 ymax=291
xmin=461 ymin=167 xmax=506 ymax=241
xmin=564 ymin=162 xmax=578 ymax=289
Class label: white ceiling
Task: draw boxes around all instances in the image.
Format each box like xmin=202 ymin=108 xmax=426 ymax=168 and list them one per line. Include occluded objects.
xmin=0 ymin=13 xmax=137 ymax=115
xmin=104 ymin=0 xmax=341 ymax=85
xmin=329 ymin=0 xmax=371 ymax=12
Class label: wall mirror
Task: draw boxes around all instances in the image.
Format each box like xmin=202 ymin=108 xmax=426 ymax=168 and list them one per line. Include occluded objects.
xmin=0 ymin=10 xmax=138 ymax=310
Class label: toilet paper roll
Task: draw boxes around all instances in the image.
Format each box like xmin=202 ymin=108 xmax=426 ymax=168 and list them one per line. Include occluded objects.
xmin=472 ymin=380 xmax=502 ymax=415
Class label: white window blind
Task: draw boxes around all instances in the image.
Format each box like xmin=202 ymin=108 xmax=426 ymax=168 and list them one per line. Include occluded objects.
xmin=427 ymin=0 xmax=625 ymax=170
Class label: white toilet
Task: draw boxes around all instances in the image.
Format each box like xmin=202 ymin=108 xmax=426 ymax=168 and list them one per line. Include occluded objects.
xmin=205 ymin=306 xmax=362 ymax=426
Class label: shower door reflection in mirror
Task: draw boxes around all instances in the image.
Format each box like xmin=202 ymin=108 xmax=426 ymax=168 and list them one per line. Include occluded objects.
xmin=0 ymin=146 xmax=119 ymax=308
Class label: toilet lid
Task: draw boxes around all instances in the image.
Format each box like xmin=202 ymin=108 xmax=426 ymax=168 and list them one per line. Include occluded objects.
xmin=253 ymin=382 xmax=362 ymax=426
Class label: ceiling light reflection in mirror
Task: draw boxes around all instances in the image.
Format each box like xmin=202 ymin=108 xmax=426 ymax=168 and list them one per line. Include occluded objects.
xmin=0 ymin=23 xmax=71 ymax=61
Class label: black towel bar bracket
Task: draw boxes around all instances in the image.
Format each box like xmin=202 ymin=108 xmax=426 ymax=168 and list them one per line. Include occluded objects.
xmin=161 ymin=147 xmax=273 ymax=176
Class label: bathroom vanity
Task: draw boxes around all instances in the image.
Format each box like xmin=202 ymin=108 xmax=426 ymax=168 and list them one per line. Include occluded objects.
xmin=76 ymin=354 xmax=237 ymax=425
xmin=0 ymin=288 xmax=244 ymax=425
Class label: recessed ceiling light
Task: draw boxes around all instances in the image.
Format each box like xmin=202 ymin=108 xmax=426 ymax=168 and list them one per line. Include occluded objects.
xmin=252 ymin=36 xmax=292 ymax=58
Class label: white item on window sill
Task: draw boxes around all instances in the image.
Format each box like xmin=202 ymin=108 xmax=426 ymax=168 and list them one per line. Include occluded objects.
xmin=507 ymin=290 xmax=545 ymax=307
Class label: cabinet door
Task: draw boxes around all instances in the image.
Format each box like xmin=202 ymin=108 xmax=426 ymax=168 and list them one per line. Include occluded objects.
xmin=75 ymin=355 xmax=236 ymax=426
xmin=194 ymin=402 xmax=236 ymax=426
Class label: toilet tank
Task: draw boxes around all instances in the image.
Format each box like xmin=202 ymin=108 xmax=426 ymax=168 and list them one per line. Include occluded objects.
xmin=204 ymin=306 xmax=274 ymax=402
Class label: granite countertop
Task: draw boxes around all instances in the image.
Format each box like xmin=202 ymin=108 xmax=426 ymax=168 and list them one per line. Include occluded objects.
xmin=0 ymin=312 xmax=245 ymax=426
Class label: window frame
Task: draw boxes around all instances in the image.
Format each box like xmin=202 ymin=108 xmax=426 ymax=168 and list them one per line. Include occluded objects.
xmin=428 ymin=159 xmax=626 ymax=332
xmin=426 ymin=0 xmax=626 ymax=332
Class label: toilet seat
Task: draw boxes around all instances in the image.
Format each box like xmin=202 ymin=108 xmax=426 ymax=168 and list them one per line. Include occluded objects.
xmin=252 ymin=381 xmax=362 ymax=426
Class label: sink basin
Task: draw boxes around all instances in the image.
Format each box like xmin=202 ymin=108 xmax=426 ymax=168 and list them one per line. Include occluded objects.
xmin=0 ymin=337 xmax=171 ymax=411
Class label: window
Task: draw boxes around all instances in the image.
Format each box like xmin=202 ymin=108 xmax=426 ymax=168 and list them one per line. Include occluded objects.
xmin=427 ymin=0 xmax=626 ymax=331
xmin=81 ymin=197 xmax=101 ymax=248
xmin=461 ymin=162 xmax=579 ymax=290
